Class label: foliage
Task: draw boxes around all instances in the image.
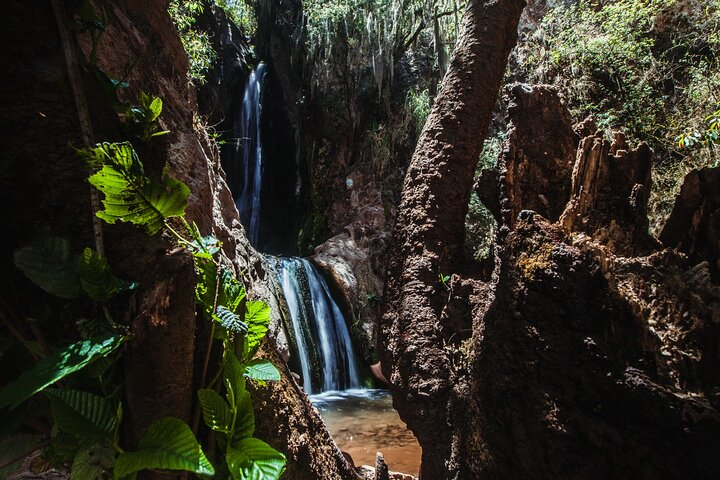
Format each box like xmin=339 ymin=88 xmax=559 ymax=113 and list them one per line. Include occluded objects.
xmin=115 ymin=417 xmax=215 ymax=478
xmin=216 ymin=0 xmax=257 ymax=35
xmin=676 ymin=107 xmax=720 ymax=152
xmin=226 ymin=438 xmax=287 ymax=480
xmin=78 ymin=248 xmax=137 ymax=303
xmin=406 ymin=87 xmax=431 ymax=135
xmin=198 ymin=351 xmax=284 ymax=480
xmin=85 ymin=142 xmax=190 ymax=235
xmin=1 ymin=16 xmax=285 ymax=475
xmin=518 ymin=0 xmax=720 ymax=230
xmin=304 ymin=0 xmax=463 ymax=95
xmin=465 ymin=135 xmax=503 ymax=262
xmin=168 ymin=0 xmax=217 ymax=85
xmin=14 ymin=236 xmax=81 ymax=299
xmin=45 ymin=388 xmax=120 ymax=442
xmin=69 ymin=0 xmax=107 ymax=65
xmin=120 ymin=91 xmax=170 ymax=142
xmin=0 ymin=333 xmax=124 ymax=410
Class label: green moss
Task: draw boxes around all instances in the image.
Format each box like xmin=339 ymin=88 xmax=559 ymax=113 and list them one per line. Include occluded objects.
xmin=516 ymin=242 xmax=555 ymax=282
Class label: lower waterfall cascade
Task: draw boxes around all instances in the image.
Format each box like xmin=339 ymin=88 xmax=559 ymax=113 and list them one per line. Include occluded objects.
xmin=269 ymin=256 xmax=362 ymax=394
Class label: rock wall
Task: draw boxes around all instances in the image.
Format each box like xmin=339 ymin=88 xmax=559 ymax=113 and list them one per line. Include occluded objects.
xmin=381 ymin=60 xmax=720 ymax=478
xmin=0 ymin=1 xmax=359 ymax=478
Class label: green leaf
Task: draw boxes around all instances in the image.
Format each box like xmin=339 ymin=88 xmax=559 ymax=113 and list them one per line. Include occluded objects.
xmin=78 ymin=248 xmax=137 ymax=302
xmin=195 ymin=258 xmax=245 ymax=317
xmin=0 ymin=333 xmax=124 ymax=410
xmin=215 ymin=306 xmax=248 ymax=334
xmin=87 ymin=142 xmax=189 ymax=235
xmin=114 ymin=417 xmax=214 ymax=478
xmin=149 ymin=129 xmax=170 ymax=138
xmin=231 ymin=389 xmax=254 ymax=441
xmin=45 ymin=388 xmax=119 ymax=440
xmin=188 ymin=233 xmax=221 ymax=256
xmin=197 ymin=389 xmax=232 ymax=434
xmin=147 ymin=97 xmax=163 ymax=122
xmin=71 ymin=439 xmax=115 ymax=480
xmin=223 ymin=351 xmax=246 ymax=403
xmin=14 ymin=236 xmax=80 ymax=299
xmin=0 ymin=434 xmax=43 ymax=478
xmin=225 ymin=438 xmax=285 ymax=480
xmin=244 ymin=359 xmax=281 ymax=382
xmin=44 ymin=430 xmax=81 ymax=465
xmin=242 ymin=301 xmax=270 ymax=360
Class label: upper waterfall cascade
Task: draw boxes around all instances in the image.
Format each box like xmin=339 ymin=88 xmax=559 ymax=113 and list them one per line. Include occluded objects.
xmin=232 ymin=63 xmax=265 ymax=247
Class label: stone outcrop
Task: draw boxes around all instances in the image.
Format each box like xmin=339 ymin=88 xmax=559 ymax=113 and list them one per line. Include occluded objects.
xmin=560 ymin=128 xmax=656 ymax=256
xmin=380 ymin=8 xmax=720 ymax=476
xmin=660 ymin=167 xmax=720 ymax=278
xmin=312 ymin=170 xmax=390 ymax=365
xmin=498 ymin=83 xmax=578 ymax=229
xmin=460 ymin=214 xmax=720 ymax=479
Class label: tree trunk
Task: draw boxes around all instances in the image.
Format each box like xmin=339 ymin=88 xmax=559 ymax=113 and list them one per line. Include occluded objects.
xmin=378 ymin=0 xmax=526 ymax=477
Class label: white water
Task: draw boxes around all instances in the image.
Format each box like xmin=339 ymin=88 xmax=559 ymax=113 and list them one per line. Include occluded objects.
xmin=230 ymin=65 xmax=361 ymax=394
xmin=271 ymin=257 xmax=362 ymax=393
xmin=233 ymin=63 xmax=265 ymax=247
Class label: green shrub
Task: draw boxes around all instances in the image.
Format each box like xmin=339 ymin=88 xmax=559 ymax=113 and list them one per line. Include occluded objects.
xmin=518 ymin=0 xmax=720 ymax=231
xmin=169 ymin=0 xmax=217 ymax=86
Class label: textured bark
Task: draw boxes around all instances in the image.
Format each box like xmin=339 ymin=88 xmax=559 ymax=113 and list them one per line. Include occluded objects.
xmin=378 ymin=0 xmax=526 ymax=477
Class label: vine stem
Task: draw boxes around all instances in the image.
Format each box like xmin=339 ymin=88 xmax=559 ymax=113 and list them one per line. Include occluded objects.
xmin=164 ymin=220 xmax=192 ymax=245
xmin=191 ymin=263 xmax=222 ymax=435
xmin=51 ymin=0 xmax=105 ymax=258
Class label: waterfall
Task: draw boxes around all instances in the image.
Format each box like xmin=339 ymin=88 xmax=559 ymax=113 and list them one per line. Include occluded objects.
xmin=271 ymin=257 xmax=362 ymax=393
xmin=232 ymin=63 xmax=265 ymax=247
xmin=227 ymin=64 xmax=362 ymax=394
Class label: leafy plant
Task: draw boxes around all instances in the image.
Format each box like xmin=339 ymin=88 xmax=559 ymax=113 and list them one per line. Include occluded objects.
xmin=168 ymin=0 xmax=217 ymax=86
xmin=70 ymin=0 xmax=108 ymax=65
xmin=120 ymin=91 xmax=170 ymax=142
xmin=115 ymin=417 xmax=215 ymax=478
xmin=45 ymin=388 xmax=120 ymax=442
xmin=676 ymin=107 xmax=720 ymax=153
xmin=516 ymin=0 xmax=720 ymax=230
xmin=78 ymin=248 xmax=137 ymax=302
xmin=198 ymin=351 xmax=283 ymax=480
xmin=79 ymin=117 xmax=284 ymax=477
xmin=84 ymin=142 xmax=190 ymax=235
xmin=406 ymin=87 xmax=431 ymax=135
xmin=0 ymin=333 xmax=124 ymax=410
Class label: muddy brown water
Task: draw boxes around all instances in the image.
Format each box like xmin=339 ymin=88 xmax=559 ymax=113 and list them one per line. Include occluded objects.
xmin=311 ymin=389 xmax=421 ymax=475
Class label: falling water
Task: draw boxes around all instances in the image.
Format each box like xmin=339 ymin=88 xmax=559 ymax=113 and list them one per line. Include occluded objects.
xmin=228 ymin=65 xmax=361 ymax=393
xmin=271 ymin=257 xmax=362 ymax=393
xmin=232 ymin=63 xmax=266 ymax=247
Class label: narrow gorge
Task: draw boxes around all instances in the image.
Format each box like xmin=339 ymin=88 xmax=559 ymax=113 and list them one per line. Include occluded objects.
xmin=1 ymin=1 xmax=719 ymax=480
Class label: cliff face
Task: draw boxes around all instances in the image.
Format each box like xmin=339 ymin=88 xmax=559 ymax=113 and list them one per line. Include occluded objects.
xmin=0 ymin=2 xmax=357 ymax=478
xmin=380 ymin=65 xmax=720 ymax=480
